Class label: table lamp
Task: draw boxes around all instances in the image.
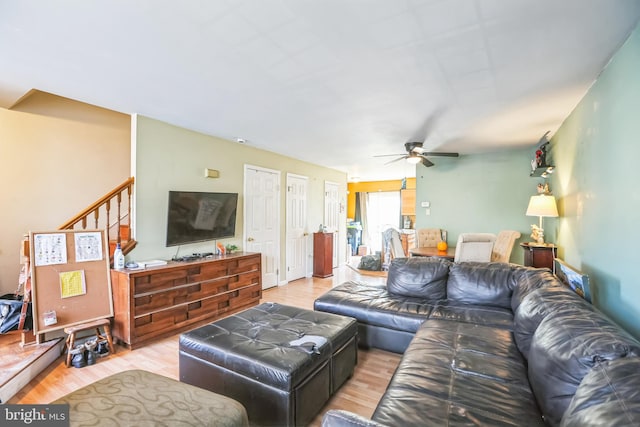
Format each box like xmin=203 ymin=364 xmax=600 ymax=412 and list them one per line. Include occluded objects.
xmin=525 ymin=194 xmax=558 ymax=245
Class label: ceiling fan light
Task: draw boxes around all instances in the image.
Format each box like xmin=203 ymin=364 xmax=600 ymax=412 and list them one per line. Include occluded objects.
xmin=406 ymin=155 xmax=421 ymax=164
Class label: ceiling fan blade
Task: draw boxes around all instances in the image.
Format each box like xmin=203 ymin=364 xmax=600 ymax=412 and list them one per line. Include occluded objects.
xmin=421 ymin=152 xmax=459 ymax=157
xmin=373 ymin=153 xmax=407 ymax=158
xmin=420 ymin=157 xmax=435 ymax=167
xmin=384 ymin=155 xmax=408 ymax=165
xmin=408 ymin=108 xmax=445 ymax=143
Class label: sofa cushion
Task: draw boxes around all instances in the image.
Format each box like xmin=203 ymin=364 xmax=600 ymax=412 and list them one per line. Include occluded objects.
xmin=313 ymin=281 xmax=433 ymax=334
xmin=510 ymin=267 xmax=561 ymax=312
xmin=513 ymin=285 xmax=595 ymax=359
xmin=527 ymin=308 xmax=640 ymax=426
xmin=386 ymin=257 xmax=450 ymax=299
xmin=560 ymin=357 xmax=640 ymax=427
xmin=447 ymin=262 xmax=519 ymax=309
xmin=371 ymin=320 xmax=544 ymax=426
xmin=429 ymin=300 xmax=514 ymax=330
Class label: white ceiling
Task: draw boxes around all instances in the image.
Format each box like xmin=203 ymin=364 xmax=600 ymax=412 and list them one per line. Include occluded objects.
xmin=2 ymin=1 xmax=640 ymax=181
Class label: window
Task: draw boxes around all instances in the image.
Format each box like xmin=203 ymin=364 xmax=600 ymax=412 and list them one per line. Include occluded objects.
xmin=365 ymin=191 xmax=400 ymax=252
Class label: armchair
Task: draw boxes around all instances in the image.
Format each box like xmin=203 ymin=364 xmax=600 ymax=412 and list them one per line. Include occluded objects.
xmin=416 ymin=228 xmax=441 ymax=247
xmin=454 ymin=233 xmax=496 ymax=263
xmin=491 ymin=230 xmax=522 ymax=263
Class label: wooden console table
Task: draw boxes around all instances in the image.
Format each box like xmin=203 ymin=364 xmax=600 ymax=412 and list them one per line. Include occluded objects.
xmin=520 ymin=243 xmax=557 ymax=270
xmin=110 ymin=252 xmax=261 ymax=348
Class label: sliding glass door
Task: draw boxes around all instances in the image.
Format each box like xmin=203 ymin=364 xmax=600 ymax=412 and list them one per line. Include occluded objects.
xmin=365 ymin=191 xmax=401 ymax=253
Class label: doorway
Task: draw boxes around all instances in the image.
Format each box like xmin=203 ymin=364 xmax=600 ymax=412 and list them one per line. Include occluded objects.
xmin=286 ymin=173 xmax=308 ymax=282
xmin=324 ymin=181 xmax=340 ymax=268
xmin=244 ymin=165 xmax=280 ymax=289
xmin=365 ymin=191 xmax=401 ymax=253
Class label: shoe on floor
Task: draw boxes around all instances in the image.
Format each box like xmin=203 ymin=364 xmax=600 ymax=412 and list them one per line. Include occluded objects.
xmin=86 ymin=350 xmax=96 ymax=366
xmin=97 ymin=340 xmax=110 ymax=357
xmin=70 ymin=345 xmax=86 ymax=368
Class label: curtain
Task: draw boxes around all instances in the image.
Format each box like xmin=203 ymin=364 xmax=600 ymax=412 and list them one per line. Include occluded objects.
xmin=357 ymin=192 xmax=370 ymax=246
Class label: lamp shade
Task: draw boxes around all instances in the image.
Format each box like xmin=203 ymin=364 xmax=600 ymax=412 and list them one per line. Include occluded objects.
xmin=526 ymin=195 xmax=558 ymax=217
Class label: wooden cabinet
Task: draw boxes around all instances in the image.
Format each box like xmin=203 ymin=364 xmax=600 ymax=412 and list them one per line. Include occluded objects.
xmin=520 ymin=243 xmax=557 ymax=270
xmin=401 ymin=189 xmax=416 ymax=216
xmin=110 ymin=252 xmax=261 ymax=348
xmin=313 ymin=232 xmax=333 ymax=278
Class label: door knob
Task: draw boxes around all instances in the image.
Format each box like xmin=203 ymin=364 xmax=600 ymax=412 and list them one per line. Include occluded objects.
xmin=247 ymin=237 xmax=254 ymax=242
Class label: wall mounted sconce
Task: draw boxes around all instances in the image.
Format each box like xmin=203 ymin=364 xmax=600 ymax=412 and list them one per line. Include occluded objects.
xmin=204 ymin=168 xmax=219 ymax=178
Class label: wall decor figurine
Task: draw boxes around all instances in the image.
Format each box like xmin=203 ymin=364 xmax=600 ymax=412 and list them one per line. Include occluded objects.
xmin=537 ymin=182 xmax=550 ymax=194
xmin=530 ymin=224 xmax=544 ymax=245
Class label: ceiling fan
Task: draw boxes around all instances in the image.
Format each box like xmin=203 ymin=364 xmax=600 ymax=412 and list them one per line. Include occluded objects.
xmin=374 ymin=141 xmax=459 ymax=167
xmin=374 ymin=110 xmax=459 ymax=167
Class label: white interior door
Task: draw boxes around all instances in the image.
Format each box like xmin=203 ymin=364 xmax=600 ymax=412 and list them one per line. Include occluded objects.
xmin=286 ymin=173 xmax=308 ymax=282
xmin=324 ymin=181 xmax=340 ymax=268
xmin=244 ymin=165 xmax=280 ymax=289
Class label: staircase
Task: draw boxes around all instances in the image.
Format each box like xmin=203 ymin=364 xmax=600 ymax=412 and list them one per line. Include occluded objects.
xmin=58 ymin=177 xmax=137 ymax=262
xmin=1 ymin=178 xmax=136 ymax=402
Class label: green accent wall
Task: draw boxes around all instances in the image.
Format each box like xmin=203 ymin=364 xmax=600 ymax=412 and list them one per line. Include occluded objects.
xmin=550 ymin=24 xmax=640 ymax=337
xmin=415 ymin=149 xmax=541 ymax=265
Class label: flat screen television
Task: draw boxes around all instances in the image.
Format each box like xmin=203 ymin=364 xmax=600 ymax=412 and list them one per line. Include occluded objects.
xmin=166 ymin=191 xmax=238 ymax=247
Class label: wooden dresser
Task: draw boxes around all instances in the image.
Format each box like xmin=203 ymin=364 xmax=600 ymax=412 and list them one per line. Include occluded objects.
xmin=110 ymin=252 xmax=261 ymax=348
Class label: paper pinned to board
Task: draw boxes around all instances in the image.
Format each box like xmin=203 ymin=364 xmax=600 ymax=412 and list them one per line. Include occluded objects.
xmin=60 ymin=270 xmax=86 ymax=298
xmin=33 ymin=233 xmax=67 ymax=266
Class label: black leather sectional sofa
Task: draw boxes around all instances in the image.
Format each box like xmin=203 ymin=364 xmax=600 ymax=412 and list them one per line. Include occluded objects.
xmin=314 ymin=257 xmax=640 ymax=426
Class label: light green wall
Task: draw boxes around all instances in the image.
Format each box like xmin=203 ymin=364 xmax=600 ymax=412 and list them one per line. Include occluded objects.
xmin=415 ymin=148 xmax=547 ymax=265
xmin=550 ymin=24 xmax=640 ymax=337
xmin=131 ymin=115 xmax=347 ymax=280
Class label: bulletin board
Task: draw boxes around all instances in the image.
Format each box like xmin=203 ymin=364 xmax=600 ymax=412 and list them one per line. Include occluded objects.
xmin=29 ymin=229 xmax=113 ymax=334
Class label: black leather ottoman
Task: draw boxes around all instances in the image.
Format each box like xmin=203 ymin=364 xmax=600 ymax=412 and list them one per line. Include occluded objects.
xmin=179 ymin=302 xmax=358 ymax=427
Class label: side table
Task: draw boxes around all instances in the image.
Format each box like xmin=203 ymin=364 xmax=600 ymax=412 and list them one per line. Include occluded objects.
xmin=520 ymin=242 xmax=557 ymax=270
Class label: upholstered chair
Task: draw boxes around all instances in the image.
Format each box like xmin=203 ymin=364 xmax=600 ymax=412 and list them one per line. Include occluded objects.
xmin=491 ymin=230 xmax=522 ymax=263
xmin=416 ymin=228 xmax=442 ymax=247
xmin=454 ymin=233 xmax=496 ymax=263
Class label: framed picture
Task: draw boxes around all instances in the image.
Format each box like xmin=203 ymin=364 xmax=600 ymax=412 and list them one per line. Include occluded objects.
xmin=554 ymin=258 xmax=592 ymax=303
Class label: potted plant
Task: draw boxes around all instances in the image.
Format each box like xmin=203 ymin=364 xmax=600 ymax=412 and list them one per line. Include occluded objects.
xmin=225 ymin=244 xmax=238 ymax=254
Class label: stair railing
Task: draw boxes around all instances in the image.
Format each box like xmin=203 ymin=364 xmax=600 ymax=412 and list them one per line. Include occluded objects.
xmin=58 ymin=177 xmax=135 ymax=254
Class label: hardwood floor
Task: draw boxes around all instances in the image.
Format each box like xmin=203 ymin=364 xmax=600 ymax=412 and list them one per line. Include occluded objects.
xmin=8 ymin=265 xmax=399 ymax=426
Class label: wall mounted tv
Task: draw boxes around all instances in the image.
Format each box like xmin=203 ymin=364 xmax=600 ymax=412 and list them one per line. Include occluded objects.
xmin=166 ymin=191 xmax=238 ymax=247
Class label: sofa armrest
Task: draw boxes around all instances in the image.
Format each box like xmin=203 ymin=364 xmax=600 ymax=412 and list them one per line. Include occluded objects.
xmin=321 ymin=410 xmax=388 ymax=427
